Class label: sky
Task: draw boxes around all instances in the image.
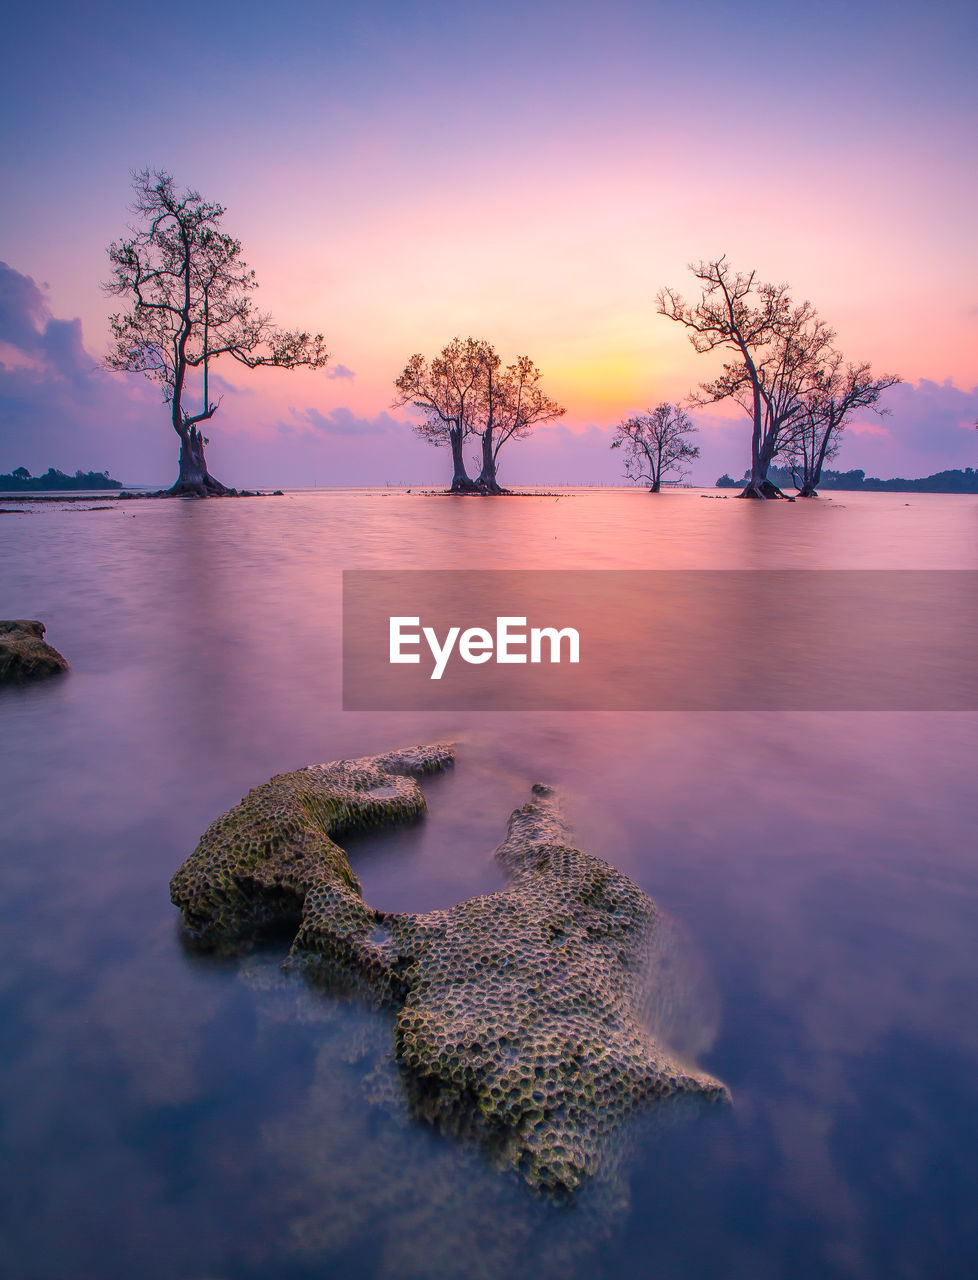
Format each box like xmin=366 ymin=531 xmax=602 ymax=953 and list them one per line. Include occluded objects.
xmin=1 ymin=0 xmax=976 ymax=487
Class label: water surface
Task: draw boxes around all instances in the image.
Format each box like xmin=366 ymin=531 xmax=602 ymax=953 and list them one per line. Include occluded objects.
xmin=1 ymin=489 xmax=976 ymax=1280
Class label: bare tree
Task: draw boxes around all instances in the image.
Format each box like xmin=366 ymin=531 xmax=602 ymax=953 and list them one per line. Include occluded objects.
xmin=658 ymin=257 xmax=829 ymax=499
xmin=394 ymin=339 xmax=563 ymax=493
xmin=475 ymin=354 xmax=564 ymax=493
xmin=781 ymin=356 xmax=900 ymax=496
xmin=104 ymin=170 xmax=328 ymax=496
xmin=393 ymin=337 xmax=491 ymax=492
xmin=697 ymin=302 xmax=836 ymax=497
xmin=610 ymin=404 xmax=699 ymax=491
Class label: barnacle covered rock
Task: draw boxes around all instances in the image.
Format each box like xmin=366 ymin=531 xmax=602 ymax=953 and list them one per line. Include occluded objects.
xmin=0 ymin=620 xmax=68 ymax=682
xmin=170 ymin=743 xmax=454 ymax=947
xmin=171 ymin=747 xmax=729 ymax=1193
xmin=377 ymin=785 xmax=728 ymax=1192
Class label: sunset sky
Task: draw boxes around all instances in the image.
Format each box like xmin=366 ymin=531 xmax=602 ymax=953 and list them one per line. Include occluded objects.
xmin=1 ymin=0 xmax=976 ymax=487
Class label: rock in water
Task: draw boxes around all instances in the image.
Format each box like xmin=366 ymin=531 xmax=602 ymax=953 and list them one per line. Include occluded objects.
xmin=0 ymin=620 xmax=68 ymax=682
xmin=170 ymin=746 xmax=729 ymax=1193
xmin=170 ymin=744 xmax=453 ymax=947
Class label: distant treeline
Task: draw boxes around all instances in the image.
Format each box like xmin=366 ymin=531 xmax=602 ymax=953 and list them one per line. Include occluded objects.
xmin=716 ymin=466 xmax=978 ymax=494
xmin=0 ymin=466 xmax=123 ymax=492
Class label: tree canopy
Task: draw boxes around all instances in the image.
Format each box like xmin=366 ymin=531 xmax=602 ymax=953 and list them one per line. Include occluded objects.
xmin=779 ymin=355 xmax=900 ymax=495
xmin=659 ymin=256 xmax=898 ymax=499
xmin=393 ymin=338 xmax=563 ymax=493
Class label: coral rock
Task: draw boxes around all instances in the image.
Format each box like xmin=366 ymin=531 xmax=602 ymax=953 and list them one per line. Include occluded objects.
xmin=171 ymin=748 xmax=729 ymax=1193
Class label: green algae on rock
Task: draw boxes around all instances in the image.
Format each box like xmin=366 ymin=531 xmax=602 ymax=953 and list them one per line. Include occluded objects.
xmin=171 ymin=746 xmax=729 ymax=1193
xmin=170 ymin=744 xmax=454 ymax=948
xmin=0 ymin=620 xmax=68 ymax=682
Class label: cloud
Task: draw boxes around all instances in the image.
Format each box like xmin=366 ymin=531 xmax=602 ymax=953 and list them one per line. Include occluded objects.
xmin=842 ymin=379 xmax=978 ymax=477
xmin=284 ymin=406 xmax=401 ymax=437
xmin=218 ymin=410 xmax=432 ymax=487
xmin=326 ymin=363 xmax=355 ymax=380
xmin=0 ymin=263 xmax=175 ymax=483
xmin=0 ymin=261 xmax=48 ymax=351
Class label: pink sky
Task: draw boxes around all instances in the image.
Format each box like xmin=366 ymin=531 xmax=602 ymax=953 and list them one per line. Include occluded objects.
xmin=1 ymin=0 xmax=976 ymax=486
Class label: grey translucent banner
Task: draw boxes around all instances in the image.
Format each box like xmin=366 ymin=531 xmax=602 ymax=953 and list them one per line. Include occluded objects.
xmin=342 ymin=570 xmax=978 ymax=710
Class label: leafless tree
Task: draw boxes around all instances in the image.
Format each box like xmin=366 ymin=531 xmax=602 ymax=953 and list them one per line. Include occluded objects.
xmin=610 ymin=404 xmax=699 ymax=491
xmin=780 ymin=356 xmax=900 ymax=496
xmin=394 ymin=339 xmax=563 ymax=493
xmin=659 ymin=257 xmax=832 ymax=499
xmin=698 ymin=303 xmax=835 ymax=495
xmin=104 ymin=170 xmax=328 ymax=495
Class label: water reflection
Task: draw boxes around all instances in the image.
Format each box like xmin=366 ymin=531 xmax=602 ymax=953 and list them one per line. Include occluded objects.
xmin=0 ymin=490 xmax=976 ymax=1279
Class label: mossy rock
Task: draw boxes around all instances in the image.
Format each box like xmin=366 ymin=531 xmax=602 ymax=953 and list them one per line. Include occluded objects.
xmin=0 ymin=620 xmax=68 ymax=683
xmin=170 ymin=744 xmax=453 ymax=948
xmin=171 ymin=747 xmax=729 ymax=1194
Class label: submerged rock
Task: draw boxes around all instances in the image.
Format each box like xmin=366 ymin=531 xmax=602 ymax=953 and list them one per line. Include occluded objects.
xmin=0 ymin=620 xmax=68 ymax=682
xmin=171 ymin=746 xmax=729 ymax=1193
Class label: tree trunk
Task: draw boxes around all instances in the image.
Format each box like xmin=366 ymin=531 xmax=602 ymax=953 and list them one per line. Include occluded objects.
xmin=169 ymin=426 xmax=231 ymax=497
xmin=738 ymin=476 xmax=791 ymax=500
xmin=738 ymin=447 xmax=771 ymax=499
xmin=736 ymin=375 xmax=767 ymax=498
xmin=649 ymin=480 xmax=661 ymax=493
xmin=807 ymin=425 xmax=833 ymax=498
xmin=475 ymin=432 xmax=507 ymax=494
xmin=737 ymin=475 xmax=778 ymax=499
xmin=738 ymin=435 xmax=788 ymax=500
xmin=448 ymin=428 xmax=477 ymax=493
xmin=796 ymin=482 xmax=818 ymax=497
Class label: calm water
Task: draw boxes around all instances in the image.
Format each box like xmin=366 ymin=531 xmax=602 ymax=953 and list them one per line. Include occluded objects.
xmin=1 ymin=488 xmax=976 ymax=1280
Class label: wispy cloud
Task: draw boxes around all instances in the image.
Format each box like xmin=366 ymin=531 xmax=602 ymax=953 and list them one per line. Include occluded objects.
xmin=284 ymin=405 xmax=398 ymax=437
